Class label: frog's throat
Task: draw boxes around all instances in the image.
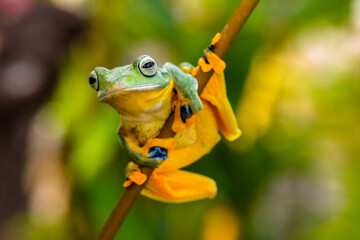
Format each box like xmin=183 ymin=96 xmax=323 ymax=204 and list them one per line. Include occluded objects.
xmin=99 ymin=85 xmax=165 ymax=102
xmin=102 ymin=79 xmax=174 ymax=127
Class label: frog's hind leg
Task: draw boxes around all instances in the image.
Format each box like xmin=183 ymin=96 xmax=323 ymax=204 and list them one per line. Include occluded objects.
xmin=157 ymin=101 xmax=221 ymax=172
xmin=141 ymin=170 xmax=217 ymax=203
xmin=200 ymin=72 xmax=242 ymax=141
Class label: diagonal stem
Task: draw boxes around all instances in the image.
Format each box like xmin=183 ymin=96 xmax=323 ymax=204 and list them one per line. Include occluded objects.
xmin=97 ymin=0 xmax=260 ymax=239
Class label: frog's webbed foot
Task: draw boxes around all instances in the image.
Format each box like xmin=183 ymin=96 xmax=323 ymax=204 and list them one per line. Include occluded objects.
xmin=122 ymin=139 xmax=176 ymax=188
xmin=135 ymin=146 xmax=168 ymax=168
xmin=122 ymin=146 xmax=169 ymax=188
xmin=172 ymin=98 xmax=197 ymax=132
xmin=191 ymin=33 xmax=241 ymax=141
xmin=119 ymin=130 xmax=169 ymax=168
xmin=133 ymin=138 xmax=176 ymax=168
xmin=123 ymin=162 xmax=147 ymax=187
xmin=191 ymin=33 xmax=226 ymax=76
xmin=147 ymin=147 xmax=168 ymax=160
xmin=170 ymin=79 xmax=198 ymax=132
xmin=144 ymin=138 xmax=175 ymax=166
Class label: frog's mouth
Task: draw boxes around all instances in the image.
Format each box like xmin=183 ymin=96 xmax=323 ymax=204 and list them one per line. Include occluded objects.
xmin=99 ymin=85 xmax=164 ymax=102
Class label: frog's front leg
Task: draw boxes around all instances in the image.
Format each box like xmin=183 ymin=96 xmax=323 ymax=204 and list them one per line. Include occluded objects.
xmin=121 ymin=136 xmax=176 ymax=187
xmin=164 ymin=62 xmax=203 ymax=114
xmin=118 ymin=128 xmax=175 ymax=168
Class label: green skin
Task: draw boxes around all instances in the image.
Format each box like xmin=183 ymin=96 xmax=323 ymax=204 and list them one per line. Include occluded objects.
xmin=89 ymin=55 xmax=203 ymax=167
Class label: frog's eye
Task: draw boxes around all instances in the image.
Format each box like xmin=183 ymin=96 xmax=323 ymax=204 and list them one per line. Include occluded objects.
xmin=89 ymin=71 xmax=99 ymax=91
xmin=138 ymin=56 xmax=157 ymax=77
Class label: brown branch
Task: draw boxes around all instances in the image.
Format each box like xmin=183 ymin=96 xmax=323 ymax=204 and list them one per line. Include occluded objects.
xmin=97 ymin=167 xmax=153 ymax=240
xmin=97 ymin=0 xmax=260 ymax=239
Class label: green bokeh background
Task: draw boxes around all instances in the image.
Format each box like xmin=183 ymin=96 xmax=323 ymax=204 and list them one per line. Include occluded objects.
xmin=10 ymin=0 xmax=359 ymax=239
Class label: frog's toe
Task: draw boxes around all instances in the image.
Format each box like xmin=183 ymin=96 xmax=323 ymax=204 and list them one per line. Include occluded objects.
xmin=123 ymin=162 xmax=147 ymax=187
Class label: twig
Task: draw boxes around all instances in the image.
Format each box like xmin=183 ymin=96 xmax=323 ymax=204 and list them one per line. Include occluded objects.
xmin=97 ymin=0 xmax=260 ymax=239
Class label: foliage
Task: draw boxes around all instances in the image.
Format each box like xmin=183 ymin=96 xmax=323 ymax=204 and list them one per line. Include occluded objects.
xmin=12 ymin=0 xmax=359 ymax=239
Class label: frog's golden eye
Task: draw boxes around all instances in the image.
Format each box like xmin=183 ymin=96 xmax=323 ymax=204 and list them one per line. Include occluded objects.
xmin=89 ymin=71 xmax=99 ymax=91
xmin=138 ymin=56 xmax=157 ymax=77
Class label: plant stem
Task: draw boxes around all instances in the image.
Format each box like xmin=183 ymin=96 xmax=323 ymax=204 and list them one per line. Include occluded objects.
xmin=97 ymin=167 xmax=153 ymax=240
xmin=97 ymin=0 xmax=260 ymax=239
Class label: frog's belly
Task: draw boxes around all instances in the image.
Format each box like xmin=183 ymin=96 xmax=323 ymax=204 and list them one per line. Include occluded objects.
xmin=156 ymin=101 xmax=221 ymax=173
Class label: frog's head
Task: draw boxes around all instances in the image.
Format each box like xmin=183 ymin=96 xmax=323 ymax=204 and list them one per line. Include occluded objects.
xmin=89 ymin=55 xmax=172 ymax=116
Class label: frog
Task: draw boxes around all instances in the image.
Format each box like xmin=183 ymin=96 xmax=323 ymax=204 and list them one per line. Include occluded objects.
xmin=89 ymin=55 xmax=203 ymax=167
xmin=89 ymin=38 xmax=241 ymax=202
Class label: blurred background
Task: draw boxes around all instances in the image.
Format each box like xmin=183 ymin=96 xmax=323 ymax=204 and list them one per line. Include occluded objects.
xmin=0 ymin=0 xmax=359 ymax=239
